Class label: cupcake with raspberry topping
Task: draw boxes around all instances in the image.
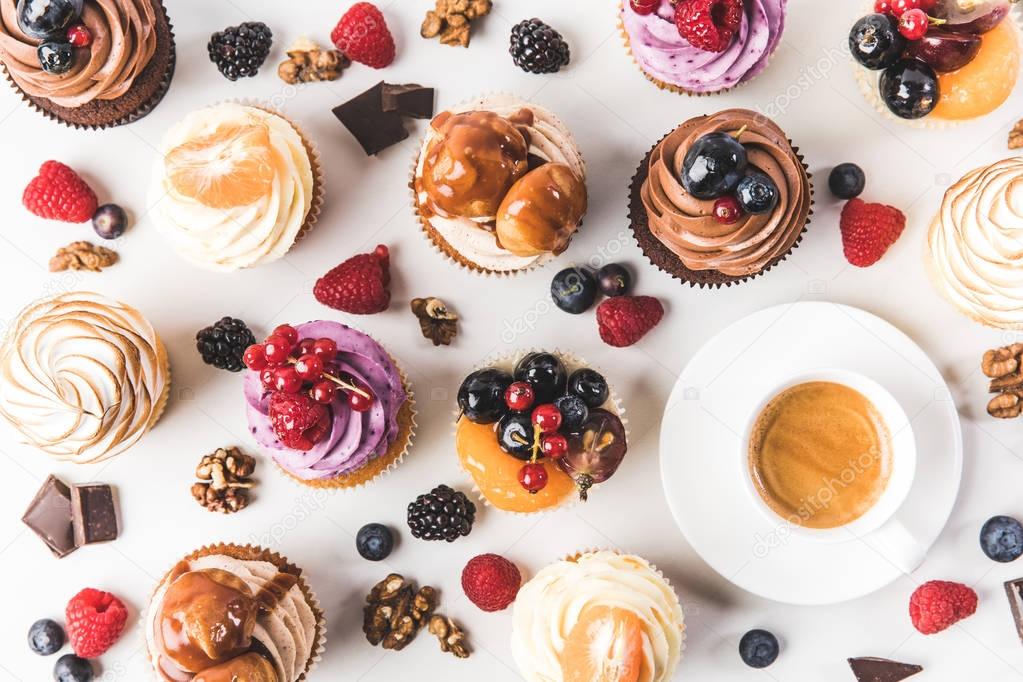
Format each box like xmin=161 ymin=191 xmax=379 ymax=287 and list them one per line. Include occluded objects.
xmin=620 ymin=0 xmax=787 ymax=95
xmin=243 ymin=321 xmax=415 ymax=489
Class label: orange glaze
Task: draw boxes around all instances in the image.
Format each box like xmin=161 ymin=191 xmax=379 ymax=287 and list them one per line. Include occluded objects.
xmin=455 ymin=417 xmax=574 ymax=513
xmin=932 ymin=20 xmax=1020 ymax=121
xmin=561 ymin=606 xmax=645 ymax=682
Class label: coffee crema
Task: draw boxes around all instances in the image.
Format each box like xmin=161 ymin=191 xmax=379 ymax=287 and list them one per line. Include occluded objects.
xmin=748 ymin=381 xmax=892 ymax=529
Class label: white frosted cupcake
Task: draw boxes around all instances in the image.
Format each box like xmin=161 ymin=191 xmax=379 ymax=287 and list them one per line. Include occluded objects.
xmin=0 ymin=292 xmax=169 ymax=464
xmin=511 ymin=550 xmax=685 ymax=681
xmin=412 ymin=94 xmax=587 ymax=275
xmin=150 ymin=103 xmax=322 ymax=272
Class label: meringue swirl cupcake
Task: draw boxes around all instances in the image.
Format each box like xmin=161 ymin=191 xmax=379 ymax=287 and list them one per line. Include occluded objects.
xmin=926 ymin=157 xmax=1023 ymax=329
xmin=0 ymin=292 xmax=169 ymax=464
xmin=630 ymin=108 xmax=813 ymax=287
xmin=620 ymin=0 xmax=787 ymax=95
xmin=0 ymin=0 xmax=176 ymax=128
xmin=412 ymin=94 xmax=587 ymax=275
xmin=512 ymin=550 xmax=685 ymax=682
xmin=150 ymin=103 xmax=323 ymax=272
xmin=144 ymin=543 xmax=324 ymax=682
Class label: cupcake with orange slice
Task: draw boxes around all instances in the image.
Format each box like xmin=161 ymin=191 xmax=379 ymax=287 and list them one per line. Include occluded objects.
xmin=511 ymin=550 xmax=685 ymax=681
xmin=850 ymin=1 xmax=1021 ymax=126
xmin=455 ymin=351 xmax=628 ymax=514
xmin=150 ymin=102 xmax=323 ymax=271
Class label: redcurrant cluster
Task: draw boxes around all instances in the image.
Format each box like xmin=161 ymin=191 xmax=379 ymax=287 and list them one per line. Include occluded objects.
xmin=243 ymin=324 xmax=375 ymax=412
xmin=875 ymin=0 xmax=942 ymax=40
xmin=503 ymin=381 xmax=569 ymax=495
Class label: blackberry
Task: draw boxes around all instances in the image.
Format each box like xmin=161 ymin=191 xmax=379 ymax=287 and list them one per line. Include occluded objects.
xmin=509 ymin=18 xmax=570 ymax=74
xmin=407 ymin=484 xmax=476 ymax=542
xmin=208 ymin=21 xmax=273 ymax=81
xmin=196 ymin=317 xmax=256 ymax=372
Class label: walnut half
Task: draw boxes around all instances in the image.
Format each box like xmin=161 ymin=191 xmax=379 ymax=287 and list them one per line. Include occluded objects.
xmin=1010 ymin=119 xmax=1023 ymax=150
xmin=982 ymin=344 xmax=1023 ymax=419
xmin=192 ymin=447 xmax=256 ymax=513
xmin=428 ymin=615 xmax=471 ymax=658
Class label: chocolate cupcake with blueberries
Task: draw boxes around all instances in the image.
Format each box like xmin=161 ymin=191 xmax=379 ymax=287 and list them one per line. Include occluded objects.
xmin=629 ymin=108 xmax=813 ymax=288
xmin=0 ymin=0 xmax=176 ymax=129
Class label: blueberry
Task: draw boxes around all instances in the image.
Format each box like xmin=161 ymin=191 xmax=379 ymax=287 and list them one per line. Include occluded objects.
xmin=597 ymin=264 xmax=631 ymax=297
xmin=53 ymin=654 xmax=93 ymax=682
xmin=458 ymin=369 xmax=513 ymax=424
xmin=980 ymin=515 xmax=1023 ymax=563
xmin=681 ymin=132 xmax=748 ymax=200
xmin=551 ymin=267 xmax=597 ymax=314
xmin=880 ymin=59 xmax=939 ymax=120
xmin=497 ymin=412 xmax=535 ymax=460
xmin=514 ymin=353 xmax=567 ymax=404
xmin=849 ymin=14 xmax=906 ymax=70
xmin=28 ymin=619 xmax=64 ymax=656
xmin=739 ymin=629 xmax=779 ymax=669
xmin=567 ymin=369 xmax=609 ymax=409
xmin=17 ymin=0 xmax=83 ymax=40
xmin=37 ymin=41 xmax=74 ymax=75
xmin=356 ymin=523 xmax=394 ymax=561
xmin=828 ymin=163 xmax=866 ymax=200
xmin=92 ymin=204 xmax=128 ymax=240
xmin=554 ymin=395 xmax=589 ymax=432
xmin=735 ymin=172 xmax=779 ymax=215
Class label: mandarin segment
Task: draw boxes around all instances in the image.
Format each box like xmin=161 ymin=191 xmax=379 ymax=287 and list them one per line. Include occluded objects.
xmin=931 ymin=20 xmax=1020 ymax=120
xmin=561 ymin=606 xmax=645 ymax=682
xmin=166 ymin=124 xmax=275 ymax=209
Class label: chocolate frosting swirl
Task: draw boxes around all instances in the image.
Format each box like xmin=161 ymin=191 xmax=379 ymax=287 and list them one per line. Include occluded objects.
xmin=0 ymin=0 xmax=158 ymax=108
xmin=640 ymin=109 xmax=810 ymax=277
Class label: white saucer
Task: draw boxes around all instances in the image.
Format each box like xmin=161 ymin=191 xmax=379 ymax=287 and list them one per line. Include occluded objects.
xmin=660 ymin=302 xmax=963 ymax=605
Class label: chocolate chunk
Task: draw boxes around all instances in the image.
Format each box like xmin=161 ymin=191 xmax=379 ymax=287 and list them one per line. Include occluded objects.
xmin=382 ymin=84 xmax=435 ymax=119
xmin=332 ymin=81 xmax=409 ymax=156
xmin=22 ymin=475 xmax=77 ymax=558
xmin=71 ymin=484 xmax=119 ymax=546
xmin=1006 ymin=578 xmax=1023 ymax=645
xmin=848 ymin=657 xmax=923 ymax=682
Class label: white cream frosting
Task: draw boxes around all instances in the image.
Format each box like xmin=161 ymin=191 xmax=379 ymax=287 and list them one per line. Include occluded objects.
xmin=150 ymin=103 xmax=315 ymax=272
xmin=416 ymin=94 xmax=586 ymax=273
xmin=511 ymin=551 xmax=684 ymax=682
xmin=145 ymin=554 xmax=318 ymax=682
xmin=0 ymin=292 xmax=168 ymax=464
xmin=927 ymin=157 xmax=1023 ymax=329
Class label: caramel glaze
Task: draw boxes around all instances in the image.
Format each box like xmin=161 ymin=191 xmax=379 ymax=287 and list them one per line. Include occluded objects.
xmin=496 ymin=163 xmax=587 ymax=257
xmin=155 ymin=564 xmax=298 ymax=681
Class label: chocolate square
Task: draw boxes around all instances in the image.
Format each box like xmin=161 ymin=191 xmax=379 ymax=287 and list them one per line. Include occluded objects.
xmin=22 ymin=475 xmax=77 ymax=558
xmin=1006 ymin=578 xmax=1023 ymax=645
xmin=848 ymin=657 xmax=923 ymax=682
xmin=381 ymin=84 xmax=435 ymax=120
xmin=72 ymin=484 xmax=119 ymax=546
xmin=332 ymin=81 xmax=409 ymax=156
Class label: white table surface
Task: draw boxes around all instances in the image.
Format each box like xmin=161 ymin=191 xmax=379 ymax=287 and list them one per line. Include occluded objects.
xmin=2 ymin=1 xmax=1023 ymax=680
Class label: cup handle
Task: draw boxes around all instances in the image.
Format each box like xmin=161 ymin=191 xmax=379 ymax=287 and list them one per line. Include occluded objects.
xmin=869 ymin=518 xmax=927 ymax=573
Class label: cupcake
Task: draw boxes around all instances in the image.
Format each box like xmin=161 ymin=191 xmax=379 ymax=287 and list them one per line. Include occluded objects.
xmin=243 ymin=321 xmax=415 ymax=488
xmin=511 ymin=550 xmax=685 ymax=682
xmin=144 ymin=543 xmax=324 ymax=682
xmin=0 ymin=0 xmax=175 ymax=129
xmin=412 ymin=94 xmax=587 ymax=275
xmin=849 ymin=2 xmax=1021 ymax=126
xmin=619 ymin=0 xmax=786 ymax=95
xmin=0 ymin=292 xmax=169 ymax=464
xmin=150 ymin=103 xmax=323 ymax=272
xmin=926 ymin=157 xmax=1023 ymax=329
xmin=629 ymin=108 xmax=812 ymax=287
xmin=455 ymin=351 xmax=628 ymax=514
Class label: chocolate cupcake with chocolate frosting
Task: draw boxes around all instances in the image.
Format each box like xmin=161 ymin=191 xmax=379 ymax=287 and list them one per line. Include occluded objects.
xmin=0 ymin=0 xmax=175 ymax=129
xmin=629 ymin=109 xmax=813 ymax=287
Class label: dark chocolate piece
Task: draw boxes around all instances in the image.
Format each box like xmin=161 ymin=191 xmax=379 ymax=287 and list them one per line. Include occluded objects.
xmin=22 ymin=475 xmax=77 ymax=558
xmin=848 ymin=657 xmax=923 ymax=682
xmin=332 ymin=81 xmax=408 ymax=156
xmin=381 ymin=84 xmax=435 ymax=119
xmin=71 ymin=484 xmax=119 ymax=546
xmin=1005 ymin=578 xmax=1023 ymax=645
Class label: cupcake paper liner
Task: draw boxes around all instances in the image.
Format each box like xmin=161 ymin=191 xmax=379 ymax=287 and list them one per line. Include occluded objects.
xmin=628 ymin=131 xmax=814 ymax=288
xmin=453 ymin=349 xmax=628 ymax=516
xmin=142 ymin=543 xmax=326 ymax=681
xmin=3 ymin=0 xmax=176 ymax=130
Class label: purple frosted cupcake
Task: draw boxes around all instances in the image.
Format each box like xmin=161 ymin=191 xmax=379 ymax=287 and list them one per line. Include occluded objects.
xmin=243 ymin=321 xmax=415 ymax=489
xmin=619 ymin=0 xmax=786 ymax=95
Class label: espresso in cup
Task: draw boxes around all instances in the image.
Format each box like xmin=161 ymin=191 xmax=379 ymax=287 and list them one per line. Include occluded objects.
xmin=748 ymin=381 xmax=893 ymax=529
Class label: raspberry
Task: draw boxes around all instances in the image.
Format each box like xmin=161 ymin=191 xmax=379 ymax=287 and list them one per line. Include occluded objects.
xmin=23 ymin=160 xmax=98 ymax=223
xmin=331 ymin=2 xmax=396 ymax=69
xmin=314 ymin=245 xmax=391 ymax=314
xmin=268 ymin=392 xmax=331 ymax=451
xmin=596 ymin=296 xmax=664 ymax=348
xmin=461 ymin=554 xmax=521 ymax=612
xmin=65 ymin=588 xmax=128 ymax=658
xmin=674 ymin=0 xmax=744 ymax=53
xmin=909 ymin=580 xmax=977 ymax=635
xmin=840 ymin=198 xmax=906 ymax=267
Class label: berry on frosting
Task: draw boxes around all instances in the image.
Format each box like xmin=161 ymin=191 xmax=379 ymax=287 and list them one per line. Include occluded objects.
xmin=23 ymin=161 xmax=98 ymax=223
xmin=461 ymin=554 xmax=522 ymax=612
xmin=268 ymin=391 xmax=331 ymax=450
xmin=909 ymin=580 xmax=977 ymax=634
xmin=518 ymin=462 xmax=549 ymax=493
xmin=674 ymin=0 xmax=743 ymax=53
xmin=314 ymin=245 xmax=391 ymax=314
xmin=839 ymin=198 xmax=906 ymax=267
xmin=331 ymin=2 xmax=395 ymax=69
xmin=65 ymin=588 xmax=128 ymax=659
xmin=631 ymin=0 xmax=660 ymax=14
xmin=66 ymin=23 xmax=91 ymax=47
xmin=596 ymin=296 xmax=664 ymax=348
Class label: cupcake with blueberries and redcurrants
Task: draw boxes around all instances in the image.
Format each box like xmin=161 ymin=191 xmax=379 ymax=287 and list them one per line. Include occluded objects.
xmin=242 ymin=321 xmax=415 ymax=489
xmin=629 ymin=108 xmax=812 ymax=288
xmin=850 ymin=0 xmax=1021 ymax=126
xmin=455 ymin=351 xmax=628 ymax=514
xmin=619 ymin=0 xmax=787 ymax=96
xmin=0 ymin=0 xmax=176 ymax=129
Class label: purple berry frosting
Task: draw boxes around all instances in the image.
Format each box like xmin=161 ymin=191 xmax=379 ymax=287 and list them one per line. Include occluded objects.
xmin=621 ymin=0 xmax=786 ymax=93
xmin=244 ymin=321 xmax=408 ymax=481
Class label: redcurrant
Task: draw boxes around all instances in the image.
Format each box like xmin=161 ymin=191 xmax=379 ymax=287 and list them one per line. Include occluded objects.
xmin=263 ymin=335 xmax=292 ymax=365
xmin=348 ymin=380 xmax=376 ymax=412
xmin=518 ymin=463 xmax=549 ymax=494
xmin=272 ymin=324 xmax=299 ymax=345
xmin=505 ymin=381 xmax=536 ymax=412
xmin=295 ymin=354 xmax=324 ymax=381
xmin=874 ymin=0 xmax=893 ymax=13
xmin=891 ymin=0 xmax=919 ymax=16
xmin=66 ymin=23 xmax=91 ymax=47
xmin=898 ymin=8 xmax=929 ymax=40
xmin=243 ymin=344 xmax=268 ymax=371
xmin=532 ymin=404 xmax=563 ymax=434
xmin=296 ymin=338 xmax=316 ymax=356
xmin=260 ymin=367 xmax=277 ymax=389
xmin=311 ymin=381 xmax=337 ymax=404
xmin=629 ymin=0 xmax=659 ymax=15
xmin=713 ymin=196 xmax=743 ymax=225
xmin=541 ymin=433 xmax=569 ymax=459
xmin=917 ymin=0 xmax=936 ymax=8
xmin=274 ymin=366 xmax=303 ymax=393
xmin=311 ymin=338 xmax=338 ymax=362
